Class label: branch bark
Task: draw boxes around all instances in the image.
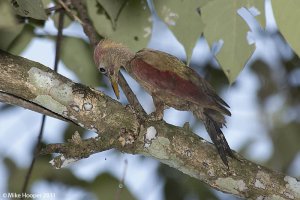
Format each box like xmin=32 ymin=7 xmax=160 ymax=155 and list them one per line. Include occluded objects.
xmin=0 ymin=50 xmax=299 ymax=199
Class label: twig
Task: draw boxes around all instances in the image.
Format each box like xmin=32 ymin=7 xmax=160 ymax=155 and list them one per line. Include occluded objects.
xmin=54 ymin=9 xmax=65 ymax=71
xmin=21 ymin=115 xmax=46 ymax=198
xmin=118 ymin=73 xmax=147 ymax=116
xmin=57 ymin=0 xmax=83 ymax=24
xmin=45 ymin=5 xmax=63 ymax=15
xmin=70 ymin=0 xmax=99 ymax=47
xmin=39 ymin=136 xmax=113 ymax=158
xmin=115 ymin=159 xmax=128 ymax=200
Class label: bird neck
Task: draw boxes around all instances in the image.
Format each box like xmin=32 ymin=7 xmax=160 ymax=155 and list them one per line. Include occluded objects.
xmin=108 ymin=47 xmax=135 ymax=70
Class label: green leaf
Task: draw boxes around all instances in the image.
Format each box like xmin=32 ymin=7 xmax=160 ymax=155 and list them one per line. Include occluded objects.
xmin=5 ymin=157 xmax=90 ymax=194
xmin=91 ymin=173 xmax=137 ymax=200
xmin=61 ymin=37 xmax=103 ymax=86
xmin=153 ymin=0 xmax=208 ymax=63
xmin=87 ymin=0 xmax=151 ymax=52
xmin=272 ymin=0 xmax=300 ymax=58
xmin=0 ymin=0 xmax=17 ymax=28
xmin=41 ymin=0 xmax=53 ymax=7
xmin=96 ymin=0 xmax=127 ymax=28
xmin=10 ymin=0 xmax=47 ymax=20
xmin=270 ymin=122 xmax=300 ymax=171
xmin=202 ymin=0 xmax=265 ymax=83
xmin=5 ymin=156 xmax=135 ymax=199
xmin=52 ymin=12 xmax=73 ymax=29
xmin=0 ymin=25 xmax=23 ymax=51
xmin=159 ymin=164 xmax=218 ymax=200
xmin=8 ymin=25 xmax=35 ymax=55
xmin=87 ymin=0 xmax=114 ymax=37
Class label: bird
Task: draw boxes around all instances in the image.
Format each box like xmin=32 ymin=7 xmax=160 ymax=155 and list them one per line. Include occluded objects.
xmin=93 ymin=39 xmax=235 ymax=167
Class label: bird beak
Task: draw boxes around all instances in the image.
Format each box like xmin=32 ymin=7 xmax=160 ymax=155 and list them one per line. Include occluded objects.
xmin=110 ymin=76 xmax=120 ymax=99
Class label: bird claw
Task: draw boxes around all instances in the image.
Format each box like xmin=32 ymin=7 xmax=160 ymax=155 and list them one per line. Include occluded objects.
xmin=183 ymin=122 xmax=191 ymax=131
xmin=148 ymin=111 xmax=163 ymax=121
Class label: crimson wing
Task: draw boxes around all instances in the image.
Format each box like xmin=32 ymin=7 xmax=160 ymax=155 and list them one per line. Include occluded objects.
xmin=130 ymin=49 xmax=230 ymax=115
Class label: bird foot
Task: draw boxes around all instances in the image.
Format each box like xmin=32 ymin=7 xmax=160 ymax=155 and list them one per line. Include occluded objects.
xmin=183 ymin=122 xmax=191 ymax=131
xmin=148 ymin=111 xmax=163 ymax=121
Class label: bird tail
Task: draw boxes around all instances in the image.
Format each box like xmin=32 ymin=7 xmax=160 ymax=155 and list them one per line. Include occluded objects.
xmin=202 ymin=110 xmax=235 ymax=167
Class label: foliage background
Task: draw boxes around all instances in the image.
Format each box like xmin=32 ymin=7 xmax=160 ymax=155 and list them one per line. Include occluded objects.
xmin=0 ymin=0 xmax=300 ymax=199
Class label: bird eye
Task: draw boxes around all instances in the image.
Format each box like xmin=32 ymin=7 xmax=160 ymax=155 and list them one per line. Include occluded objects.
xmin=99 ymin=67 xmax=107 ymax=74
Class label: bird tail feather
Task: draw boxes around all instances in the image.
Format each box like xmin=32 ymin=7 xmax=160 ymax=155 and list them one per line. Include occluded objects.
xmin=203 ymin=110 xmax=235 ymax=167
xmin=208 ymin=93 xmax=231 ymax=116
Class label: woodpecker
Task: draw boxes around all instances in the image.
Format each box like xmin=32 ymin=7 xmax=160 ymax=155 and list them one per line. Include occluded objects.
xmin=94 ymin=39 xmax=235 ymax=167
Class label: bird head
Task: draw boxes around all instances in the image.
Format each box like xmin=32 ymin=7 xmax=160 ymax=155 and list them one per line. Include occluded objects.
xmin=93 ymin=39 xmax=134 ymax=99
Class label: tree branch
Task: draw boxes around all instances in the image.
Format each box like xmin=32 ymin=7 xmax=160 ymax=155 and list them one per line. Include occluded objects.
xmin=0 ymin=91 xmax=68 ymax=122
xmin=70 ymin=0 xmax=99 ymax=48
xmin=0 ymin=50 xmax=299 ymax=199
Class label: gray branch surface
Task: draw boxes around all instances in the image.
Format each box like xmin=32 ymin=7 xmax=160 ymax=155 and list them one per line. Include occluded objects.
xmin=0 ymin=50 xmax=299 ymax=200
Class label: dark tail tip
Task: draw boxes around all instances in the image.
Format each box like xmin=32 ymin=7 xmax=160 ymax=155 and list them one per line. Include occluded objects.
xmin=204 ymin=113 xmax=235 ymax=168
xmin=217 ymin=104 xmax=231 ymax=116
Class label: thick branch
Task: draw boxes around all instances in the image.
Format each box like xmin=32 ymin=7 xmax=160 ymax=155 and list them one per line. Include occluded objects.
xmin=0 ymin=50 xmax=299 ymax=200
xmin=0 ymin=91 xmax=68 ymax=122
